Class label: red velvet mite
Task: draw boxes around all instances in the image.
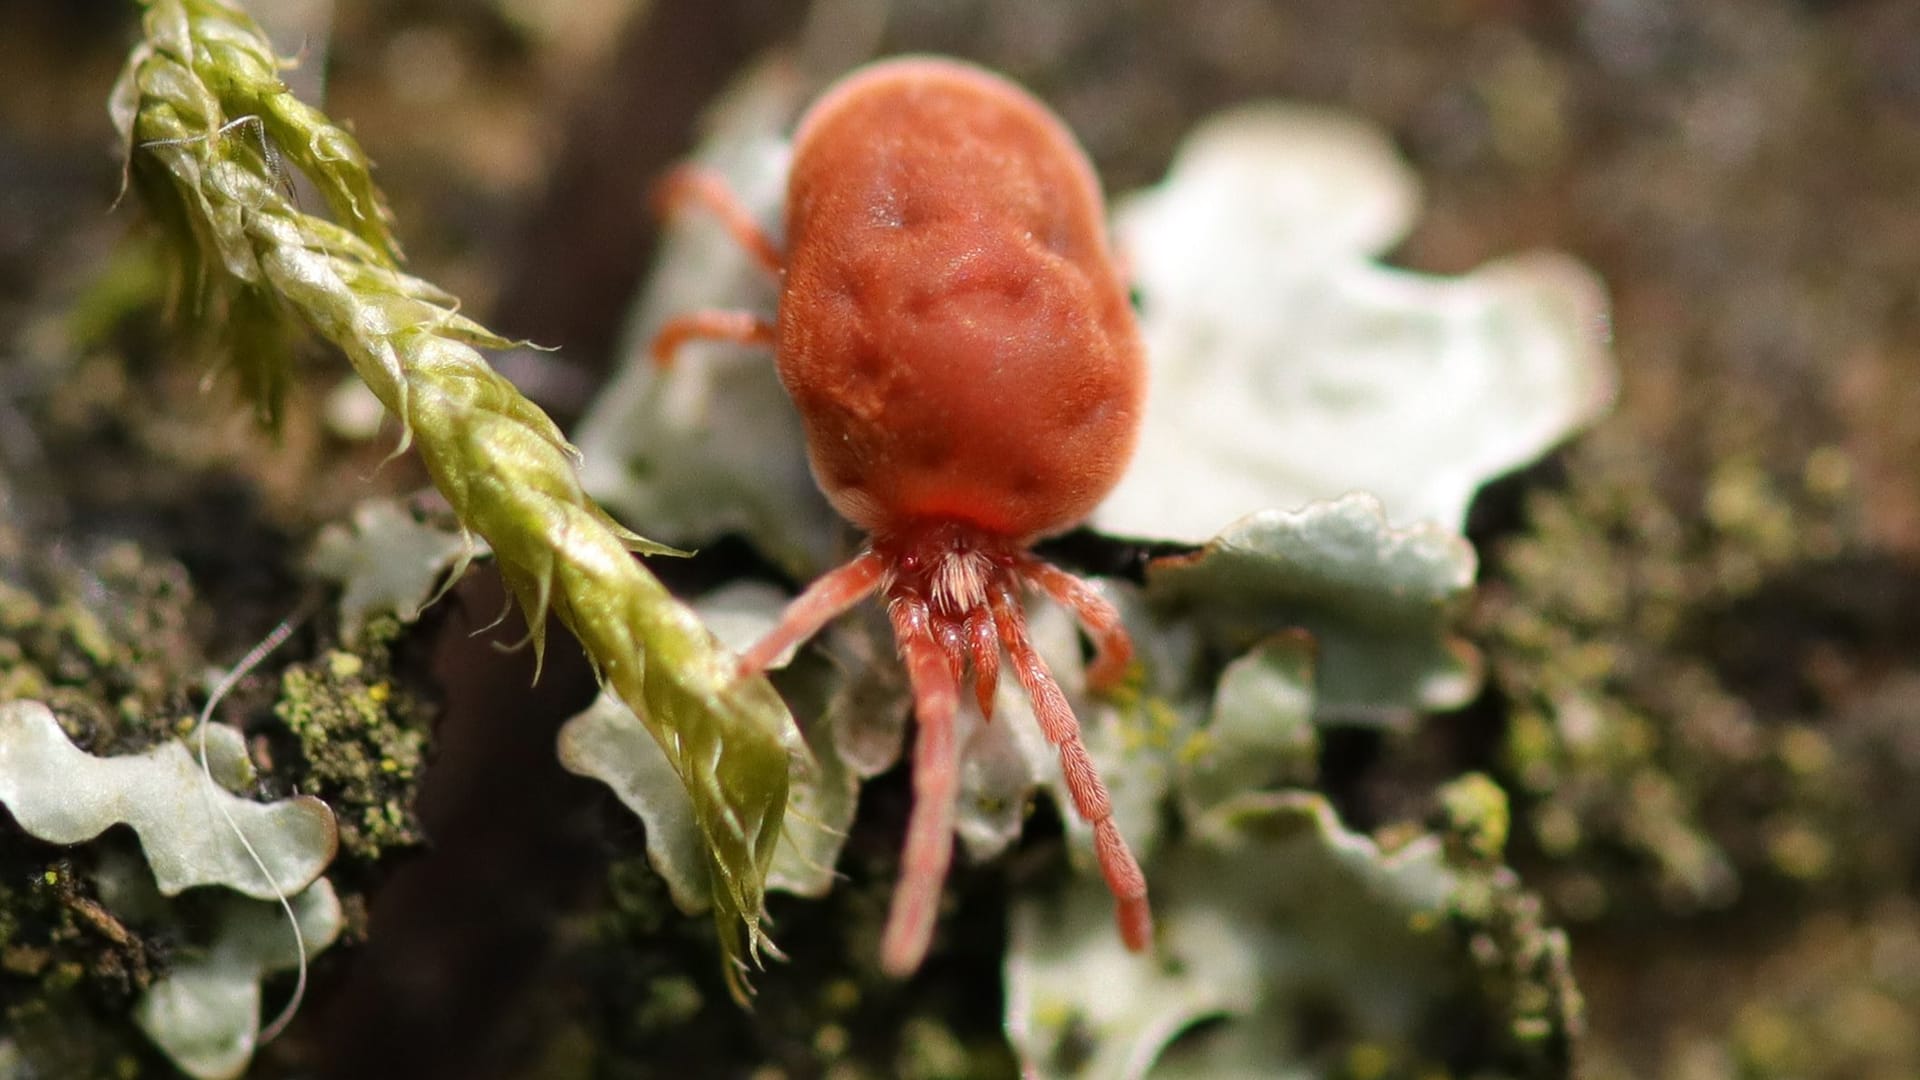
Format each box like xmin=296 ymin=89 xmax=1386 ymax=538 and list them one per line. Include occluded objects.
xmin=652 ymin=56 xmax=1150 ymax=976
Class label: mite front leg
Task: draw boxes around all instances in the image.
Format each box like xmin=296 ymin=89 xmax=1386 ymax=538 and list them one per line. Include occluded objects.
xmin=964 ymin=607 xmax=1000 ymax=720
xmin=881 ymin=591 xmax=964 ymax=977
xmin=737 ymin=550 xmax=886 ymax=675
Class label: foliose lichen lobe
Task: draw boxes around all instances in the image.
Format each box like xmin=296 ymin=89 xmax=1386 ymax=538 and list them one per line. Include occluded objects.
xmin=0 ymin=542 xmax=210 ymax=1074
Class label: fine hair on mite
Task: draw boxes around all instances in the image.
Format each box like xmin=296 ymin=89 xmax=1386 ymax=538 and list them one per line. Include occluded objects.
xmin=652 ymin=55 xmax=1151 ymax=977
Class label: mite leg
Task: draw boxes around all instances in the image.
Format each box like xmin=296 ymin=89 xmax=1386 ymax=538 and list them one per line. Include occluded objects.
xmin=738 ymin=550 xmax=886 ymax=674
xmin=653 ymin=163 xmax=785 ymax=275
xmin=992 ymin=583 xmax=1152 ymax=951
xmin=649 ymin=310 xmax=777 ymax=368
xmin=880 ymin=592 xmax=963 ymax=977
xmin=964 ymin=608 xmax=1000 ymax=720
xmin=1017 ymin=558 xmax=1136 ymax=692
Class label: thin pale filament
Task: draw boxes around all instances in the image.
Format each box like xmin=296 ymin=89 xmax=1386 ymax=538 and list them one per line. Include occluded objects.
xmin=196 ymin=598 xmax=318 ymax=1045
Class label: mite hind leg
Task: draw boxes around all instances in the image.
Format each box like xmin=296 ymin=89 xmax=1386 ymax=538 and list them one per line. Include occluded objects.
xmin=649 ymin=163 xmax=784 ymax=368
xmin=990 ymin=582 xmax=1152 ymax=951
xmin=1018 ymin=558 xmax=1136 ymax=691
xmin=653 ymin=163 xmax=784 ymax=275
xmin=649 ymin=310 xmax=777 ymax=368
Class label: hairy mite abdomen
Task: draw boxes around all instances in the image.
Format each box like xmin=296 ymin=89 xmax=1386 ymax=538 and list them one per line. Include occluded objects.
xmin=776 ymin=57 xmax=1144 ymax=540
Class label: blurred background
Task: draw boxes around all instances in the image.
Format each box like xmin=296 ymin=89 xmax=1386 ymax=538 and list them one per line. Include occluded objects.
xmin=2 ymin=1 xmax=1918 ymax=1078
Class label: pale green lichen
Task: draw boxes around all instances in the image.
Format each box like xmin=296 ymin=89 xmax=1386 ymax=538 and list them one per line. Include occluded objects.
xmin=559 ymin=693 xmax=728 ymax=915
xmin=997 ymin=622 xmax=1579 ymax=1080
xmin=128 ymin=874 xmax=344 ymax=1080
xmin=303 ymin=499 xmax=473 ymax=642
xmin=1009 ymin=781 xmax=1581 ymax=1080
xmin=0 ymin=694 xmax=347 ymax=1078
xmin=1146 ymin=493 xmax=1482 ymax=717
xmin=111 ymin=0 xmax=795 ymax=995
xmin=1007 ymin=791 xmax=1459 ymax=1080
xmin=1097 ymin=103 xmax=1616 ymax=543
xmin=0 ymin=700 xmax=336 ymax=900
xmin=1 ymin=542 xmax=220 ymax=1074
xmin=1178 ymin=633 xmax=1318 ymax=816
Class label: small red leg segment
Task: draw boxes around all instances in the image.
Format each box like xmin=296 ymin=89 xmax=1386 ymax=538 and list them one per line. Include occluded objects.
xmin=649 ymin=310 xmax=778 ymax=369
xmin=964 ymin=608 xmax=1000 ymax=720
xmin=991 ymin=583 xmax=1152 ymax=951
xmin=881 ymin=593 xmax=963 ymax=977
xmin=653 ymin=164 xmax=785 ymax=275
xmin=738 ymin=551 xmax=886 ymax=675
xmin=1017 ymin=558 xmax=1135 ymax=691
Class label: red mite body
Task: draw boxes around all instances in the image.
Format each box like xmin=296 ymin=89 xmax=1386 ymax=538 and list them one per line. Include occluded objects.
xmin=654 ymin=56 xmax=1150 ymax=976
xmin=777 ymin=61 xmax=1144 ymax=538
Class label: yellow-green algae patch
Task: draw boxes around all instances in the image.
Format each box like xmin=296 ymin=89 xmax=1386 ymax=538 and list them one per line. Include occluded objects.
xmin=274 ymin=615 xmax=431 ymax=860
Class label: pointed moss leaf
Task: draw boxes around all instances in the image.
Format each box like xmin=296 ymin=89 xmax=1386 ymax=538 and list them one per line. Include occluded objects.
xmin=574 ymin=61 xmax=842 ymax=579
xmin=118 ymin=0 xmax=400 ymax=261
xmin=1180 ymin=633 xmax=1318 ymax=815
xmin=559 ymin=583 xmax=864 ymax=904
xmin=305 ymin=498 xmax=475 ymax=640
xmin=765 ymin=704 xmax=859 ymax=898
xmin=1097 ymin=103 xmax=1616 ymax=543
xmin=741 ymin=642 xmax=873 ymax=899
xmin=134 ymin=879 xmax=344 ymax=1080
xmin=558 ymin=682 xmax=856 ymax=907
xmin=558 ymin=581 xmax=851 ymax=902
xmin=116 ymin=0 xmax=796 ymax=996
xmin=558 ymin=691 xmax=714 ymax=913
xmin=111 ymin=0 xmax=401 ymax=428
xmin=1147 ymin=494 xmax=1481 ymax=717
xmin=0 ymin=701 xmax=337 ymax=899
xmin=604 ymin=626 xmax=792 ymax=1003
xmin=1008 ymin=792 xmax=1458 ymax=1080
